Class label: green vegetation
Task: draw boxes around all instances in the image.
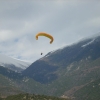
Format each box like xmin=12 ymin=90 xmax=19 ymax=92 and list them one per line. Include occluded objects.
xmin=73 ymin=79 xmax=100 ymax=100
xmin=0 ymin=74 xmax=24 ymax=97
xmin=0 ymin=93 xmax=70 ymax=100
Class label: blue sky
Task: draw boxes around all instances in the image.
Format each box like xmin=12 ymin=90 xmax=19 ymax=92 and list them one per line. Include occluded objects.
xmin=0 ymin=0 xmax=100 ymax=62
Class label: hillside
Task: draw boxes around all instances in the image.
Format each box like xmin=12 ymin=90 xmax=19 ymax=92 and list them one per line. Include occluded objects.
xmin=0 ymin=66 xmax=46 ymax=97
xmin=0 ymin=74 xmax=23 ymax=97
xmin=0 ymin=93 xmax=71 ymax=100
xmin=0 ymin=66 xmax=23 ymax=79
xmin=73 ymin=78 xmax=100 ymax=100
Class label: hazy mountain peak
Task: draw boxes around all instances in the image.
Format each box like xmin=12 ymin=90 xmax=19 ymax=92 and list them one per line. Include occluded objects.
xmin=0 ymin=54 xmax=31 ymax=72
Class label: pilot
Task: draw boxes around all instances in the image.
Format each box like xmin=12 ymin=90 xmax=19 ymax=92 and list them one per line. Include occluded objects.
xmin=41 ymin=53 xmax=43 ymax=55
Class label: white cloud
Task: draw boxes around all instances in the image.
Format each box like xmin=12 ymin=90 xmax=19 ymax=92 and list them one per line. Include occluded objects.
xmin=0 ymin=0 xmax=100 ymax=62
xmin=86 ymin=17 xmax=100 ymax=27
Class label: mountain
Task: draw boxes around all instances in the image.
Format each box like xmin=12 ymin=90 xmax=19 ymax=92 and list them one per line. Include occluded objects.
xmin=0 ymin=65 xmax=44 ymax=97
xmin=22 ymin=60 xmax=58 ymax=84
xmin=23 ymin=34 xmax=100 ymax=83
xmin=0 ymin=69 xmax=24 ymax=97
xmin=0 ymin=33 xmax=100 ymax=99
xmin=0 ymin=54 xmax=31 ymax=72
xmin=22 ymin=33 xmax=100 ymax=98
xmin=0 ymin=65 xmax=24 ymax=80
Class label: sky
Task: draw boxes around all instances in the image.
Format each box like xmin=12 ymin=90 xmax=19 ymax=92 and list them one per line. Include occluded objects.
xmin=0 ymin=0 xmax=100 ymax=63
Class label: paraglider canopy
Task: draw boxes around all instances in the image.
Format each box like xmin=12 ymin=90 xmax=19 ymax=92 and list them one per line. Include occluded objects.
xmin=36 ymin=32 xmax=54 ymax=55
xmin=35 ymin=32 xmax=54 ymax=44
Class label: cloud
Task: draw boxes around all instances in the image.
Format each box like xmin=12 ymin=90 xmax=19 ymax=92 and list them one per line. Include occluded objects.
xmin=0 ymin=0 xmax=100 ymax=62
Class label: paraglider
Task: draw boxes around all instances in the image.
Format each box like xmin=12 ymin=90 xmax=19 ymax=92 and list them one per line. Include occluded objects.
xmin=36 ymin=32 xmax=54 ymax=55
xmin=35 ymin=32 xmax=54 ymax=44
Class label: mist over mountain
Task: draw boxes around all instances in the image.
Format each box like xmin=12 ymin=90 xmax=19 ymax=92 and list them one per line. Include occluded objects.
xmin=0 ymin=54 xmax=31 ymax=72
